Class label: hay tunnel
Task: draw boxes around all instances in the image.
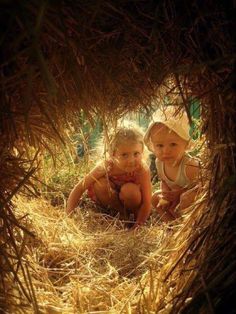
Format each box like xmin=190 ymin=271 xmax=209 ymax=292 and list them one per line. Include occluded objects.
xmin=0 ymin=0 xmax=235 ymax=313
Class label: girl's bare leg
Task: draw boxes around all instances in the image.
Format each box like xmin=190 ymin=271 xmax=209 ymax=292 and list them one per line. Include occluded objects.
xmin=119 ymin=183 xmax=142 ymax=220
xmin=119 ymin=183 xmax=141 ymax=209
xmin=93 ymin=177 xmax=125 ymax=216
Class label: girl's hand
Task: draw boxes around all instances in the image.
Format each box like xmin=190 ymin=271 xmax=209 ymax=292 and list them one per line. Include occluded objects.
xmin=128 ymin=222 xmax=141 ymax=231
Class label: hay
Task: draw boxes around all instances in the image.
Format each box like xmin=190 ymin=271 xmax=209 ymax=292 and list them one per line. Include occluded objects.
xmin=13 ymin=196 xmax=171 ymax=313
xmin=1 ymin=0 xmax=235 ymax=312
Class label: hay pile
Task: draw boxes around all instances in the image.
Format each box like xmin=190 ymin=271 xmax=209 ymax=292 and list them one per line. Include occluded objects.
xmin=13 ymin=196 xmax=172 ymax=313
xmin=1 ymin=0 xmax=235 ymax=313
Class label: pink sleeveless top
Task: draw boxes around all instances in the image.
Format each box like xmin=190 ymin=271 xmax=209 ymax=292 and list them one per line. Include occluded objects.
xmin=106 ymin=160 xmax=141 ymax=188
xmin=87 ymin=160 xmax=141 ymax=202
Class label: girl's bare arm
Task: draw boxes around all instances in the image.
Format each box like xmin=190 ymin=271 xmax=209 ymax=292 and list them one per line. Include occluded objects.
xmin=66 ymin=163 xmax=106 ymax=214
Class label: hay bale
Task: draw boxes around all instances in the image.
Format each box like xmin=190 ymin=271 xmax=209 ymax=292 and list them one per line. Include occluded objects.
xmin=0 ymin=0 xmax=235 ymax=312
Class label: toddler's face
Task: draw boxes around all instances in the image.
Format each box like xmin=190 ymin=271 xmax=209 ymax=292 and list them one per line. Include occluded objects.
xmin=113 ymin=141 xmax=143 ymax=172
xmin=150 ymin=124 xmax=188 ymax=166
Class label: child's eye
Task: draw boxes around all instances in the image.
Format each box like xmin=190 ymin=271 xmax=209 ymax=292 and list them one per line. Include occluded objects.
xmin=170 ymin=143 xmax=177 ymax=147
xmin=134 ymin=152 xmax=141 ymax=157
xmin=156 ymin=144 xmax=163 ymax=148
xmin=121 ymin=153 xmax=128 ymax=158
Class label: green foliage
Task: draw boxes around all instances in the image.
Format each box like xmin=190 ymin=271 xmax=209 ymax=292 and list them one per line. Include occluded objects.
xmin=39 ymin=147 xmax=95 ymax=206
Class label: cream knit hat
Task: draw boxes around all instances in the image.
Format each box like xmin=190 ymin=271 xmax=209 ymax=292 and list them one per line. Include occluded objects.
xmin=144 ymin=107 xmax=190 ymax=152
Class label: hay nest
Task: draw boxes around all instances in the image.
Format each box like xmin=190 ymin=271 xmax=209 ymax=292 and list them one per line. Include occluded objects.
xmin=0 ymin=0 xmax=235 ymax=313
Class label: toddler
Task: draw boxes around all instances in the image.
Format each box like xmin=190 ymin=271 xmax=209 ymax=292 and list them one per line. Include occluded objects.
xmin=144 ymin=108 xmax=200 ymax=222
xmin=67 ymin=125 xmax=152 ymax=229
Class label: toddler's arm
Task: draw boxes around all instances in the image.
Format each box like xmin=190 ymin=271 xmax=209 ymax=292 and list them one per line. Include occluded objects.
xmin=185 ymin=158 xmax=200 ymax=184
xmin=178 ymin=158 xmax=201 ymax=210
xmin=179 ymin=184 xmax=199 ymax=210
xmin=66 ymin=163 xmax=106 ymax=214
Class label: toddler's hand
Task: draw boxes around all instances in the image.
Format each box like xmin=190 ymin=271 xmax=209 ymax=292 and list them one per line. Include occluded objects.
xmin=158 ymin=198 xmax=170 ymax=206
xmin=156 ymin=198 xmax=170 ymax=212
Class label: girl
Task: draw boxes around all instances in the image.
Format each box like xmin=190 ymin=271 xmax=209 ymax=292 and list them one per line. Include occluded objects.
xmin=67 ymin=125 xmax=152 ymax=229
xmin=144 ymin=108 xmax=200 ymax=222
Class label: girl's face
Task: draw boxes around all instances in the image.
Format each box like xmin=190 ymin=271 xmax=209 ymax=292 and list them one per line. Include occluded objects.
xmin=113 ymin=141 xmax=143 ymax=172
xmin=150 ymin=124 xmax=188 ymax=166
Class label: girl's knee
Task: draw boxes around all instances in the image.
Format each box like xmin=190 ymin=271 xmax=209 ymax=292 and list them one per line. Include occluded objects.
xmin=119 ymin=183 xmax=141 ymax=206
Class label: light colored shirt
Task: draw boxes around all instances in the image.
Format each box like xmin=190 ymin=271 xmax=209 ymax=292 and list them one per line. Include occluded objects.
xmin=156 ymin=154 xmax=194 ymax=189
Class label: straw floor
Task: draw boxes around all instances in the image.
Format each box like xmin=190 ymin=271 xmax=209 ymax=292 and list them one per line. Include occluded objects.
xmin=14 ymin=195 xmax=178 ymax=313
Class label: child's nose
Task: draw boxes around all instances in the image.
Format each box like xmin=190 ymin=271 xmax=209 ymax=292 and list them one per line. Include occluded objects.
xmin=163 ymin=146 xmax=170 ymax=154
xmin=129 ymin=155 xmax=135 ymax=161
xmin=128 ymin=155 xmax=136 ymax=162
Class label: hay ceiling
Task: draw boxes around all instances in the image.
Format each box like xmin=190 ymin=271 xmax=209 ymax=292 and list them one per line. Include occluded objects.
xmin=1 ymin=0 xmax=235 ymax=200
xmin=1 ymin=1 xmax=234 ymax=125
